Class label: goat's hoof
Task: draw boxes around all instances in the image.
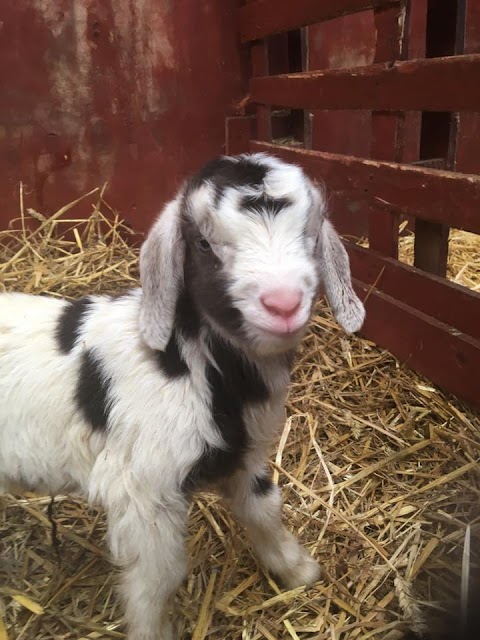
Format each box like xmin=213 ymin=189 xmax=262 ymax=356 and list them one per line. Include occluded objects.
xmin=127 ymin=620 xmax=174 ymax=640
xmin=276 ymin=548 xmax=321 ymax=590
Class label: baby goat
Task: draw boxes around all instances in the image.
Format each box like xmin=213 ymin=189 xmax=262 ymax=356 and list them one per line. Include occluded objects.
xmin=0 ymin=153 xmax=365 ymax=639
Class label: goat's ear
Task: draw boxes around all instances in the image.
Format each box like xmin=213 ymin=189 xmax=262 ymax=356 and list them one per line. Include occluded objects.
xmin=317 ymin=218 xmax=365 ymax=334
xmin=139 ymin=196 xmax=185 ymax=350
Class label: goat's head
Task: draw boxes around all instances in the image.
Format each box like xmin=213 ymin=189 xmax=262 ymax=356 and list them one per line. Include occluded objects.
xmin=139 ymin=153 xmax=365 ymax=357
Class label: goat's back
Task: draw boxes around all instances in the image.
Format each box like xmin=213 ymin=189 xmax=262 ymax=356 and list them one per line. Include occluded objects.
xmin=0 ymin=291 xmax=212 ymax=499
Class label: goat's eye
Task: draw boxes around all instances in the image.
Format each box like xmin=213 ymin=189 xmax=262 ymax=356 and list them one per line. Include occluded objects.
xmin=197 ymin=237 xmax=211 ymax=253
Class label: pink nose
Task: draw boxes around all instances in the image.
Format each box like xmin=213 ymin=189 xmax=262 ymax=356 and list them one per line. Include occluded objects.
xmin=260 ymin=288 xmax=302 ymax=318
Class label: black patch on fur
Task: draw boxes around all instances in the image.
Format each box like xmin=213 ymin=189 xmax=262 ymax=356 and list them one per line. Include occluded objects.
xmin=155 ymin=334 xmax=189 ymax=379
xmin=153 ymin=285 xmax=201 ymax=379
xmin=196 ymin=267 xmax=242 ymax=336
xmin=252 ymin=472 xmax=273 ymax=496
xmin=175 ymin=286 xmax=202 ymax=340
xmin=76 ymin=349 xmax=112 ymax=431
xmin=183 ymin=337 xmax=270 ymax=492
xmin=240 ymin=193 xmax=291 ymax=217
xmin=182 ymin=222 xmax=243 ymax=338
xmin=188 ymin=156 xmax=268 ymax=204
xmin=152 ymin=282 xmax=203 ymax=379
xmin=56 ymin=298 xmax=93 ymax=354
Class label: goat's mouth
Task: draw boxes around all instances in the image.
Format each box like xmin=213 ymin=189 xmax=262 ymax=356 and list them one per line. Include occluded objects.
xmin=251 ymin=319 xmax=307 ymax=339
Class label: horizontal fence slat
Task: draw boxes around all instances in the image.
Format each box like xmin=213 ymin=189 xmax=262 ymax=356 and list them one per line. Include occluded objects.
xmin=348 ymin=243 xmax=480 ymax=340
xmin=250 ymin=54 xmax=480 ymax=112
xmin=250 ymin=141 xmax=480 ymax=234
xmin=239 ymin=0 xmax=397 ymax=42
xmin=354 ymin=280 xmax=480 ymax=411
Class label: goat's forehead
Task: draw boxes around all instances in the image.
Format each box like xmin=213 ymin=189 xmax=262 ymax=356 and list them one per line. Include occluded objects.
xmin=210 ymin=190 xmax=312 ymax=248
xmin=187 ymin=156 xmax=315 ymax=243
xmin=189 ymin=153 xmax=308 ymax=198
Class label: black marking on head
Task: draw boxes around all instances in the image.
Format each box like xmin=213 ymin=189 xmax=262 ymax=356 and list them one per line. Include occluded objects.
xmin=182 ymin=221 xmax=243 ymax=338
xmin=76 ymin=349 xmax=112 ymax=431
xmin=175 ymin=286 xmax=202 ymax=340
xmin=155 ymin=334 xmax=189 ymax=379
xmin=153 ymin=285 xmax=199 ymax=380
xmin=252 ymin=472 xmax=273 ymax=496
xmin=241 ymin=193 xmax=291 ymax=217
xmin=183 ymin=336 xmax=270 ymax=492
xmin=179 ymin=156 xmax=290 ymax=341
xmin=56 ymin=298 xmax=93 ymax=354
xmin=188 ymin=156 xmax=268 ymax=204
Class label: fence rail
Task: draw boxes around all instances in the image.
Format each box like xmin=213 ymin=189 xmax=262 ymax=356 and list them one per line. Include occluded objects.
xmin=250 ymin=55 xmax=480 ymax=112
xmin=239 ymin=0 xmax=399 ymax=42
xmin=250 ymin=142 xmax=480 ymax=234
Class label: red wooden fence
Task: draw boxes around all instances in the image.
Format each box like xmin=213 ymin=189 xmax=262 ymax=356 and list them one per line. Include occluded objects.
xmin=227 ymin=0 xmax=480 ymax=411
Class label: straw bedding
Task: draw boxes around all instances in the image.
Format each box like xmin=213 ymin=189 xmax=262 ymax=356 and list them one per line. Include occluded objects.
xmin=1 ymin=190 xmax=479 ymax=640
xmin=398 ymin=222 xmax=480 ymax=291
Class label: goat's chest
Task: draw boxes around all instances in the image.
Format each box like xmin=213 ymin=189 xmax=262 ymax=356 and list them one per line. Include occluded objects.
xmin=182 ymin=341 xmax=289 ymax=491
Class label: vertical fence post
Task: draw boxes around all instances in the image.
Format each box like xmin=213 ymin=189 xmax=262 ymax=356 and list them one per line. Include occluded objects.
xmin=452 ymin=0 xmax=480 ymax=175
xmin=368 ymin=2 xmax=407 ymax=258
xmin=251 ymin=40 xmax=272 ymax=142
xmin=412 ymin=0 xmax=465 ymax=276
xmin=226 ymin=0 xmax=272 ymax=155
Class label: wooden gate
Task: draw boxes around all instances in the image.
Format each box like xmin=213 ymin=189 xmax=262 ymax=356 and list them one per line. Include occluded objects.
xmin=227 ymin=0 xmax=480 ymax=410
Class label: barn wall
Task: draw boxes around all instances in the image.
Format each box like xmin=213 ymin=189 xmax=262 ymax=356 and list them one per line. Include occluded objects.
xmin=0 ymin=0 xmax=247 ymax=233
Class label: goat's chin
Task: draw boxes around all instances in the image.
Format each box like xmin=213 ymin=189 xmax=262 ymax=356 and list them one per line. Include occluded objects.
xmin=204 ymin=314 xmax=306 ymax=359
xmin=244 ymin=324 xmax=307 ymax=358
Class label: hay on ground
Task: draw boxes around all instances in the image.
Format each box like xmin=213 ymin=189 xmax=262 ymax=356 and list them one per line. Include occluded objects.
xmin=1 ymin=192 xmax=479 ymax=640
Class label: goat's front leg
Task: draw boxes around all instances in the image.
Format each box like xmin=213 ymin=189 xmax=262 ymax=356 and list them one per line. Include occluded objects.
xmin=106 ymin=496 xmax=188 ymax=640
xmin=223 ymin=464 xmax=321 ymax=589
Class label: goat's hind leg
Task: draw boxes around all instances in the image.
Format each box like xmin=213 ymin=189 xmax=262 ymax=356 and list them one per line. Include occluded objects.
xmin=107 ymin=497 xmax=188 ymax=640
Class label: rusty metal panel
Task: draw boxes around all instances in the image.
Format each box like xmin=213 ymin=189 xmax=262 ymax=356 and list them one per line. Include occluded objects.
xmin=0 ymin=0 xmax=248 ymax=233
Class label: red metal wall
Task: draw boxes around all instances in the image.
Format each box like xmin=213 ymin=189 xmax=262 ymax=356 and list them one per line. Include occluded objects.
xmin=0 ymin=0 xmax=246 ymax=233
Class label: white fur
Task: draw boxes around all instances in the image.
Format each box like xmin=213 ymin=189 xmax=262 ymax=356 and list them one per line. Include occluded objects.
xmin=0 ymin=153 xmax=364 ymax=639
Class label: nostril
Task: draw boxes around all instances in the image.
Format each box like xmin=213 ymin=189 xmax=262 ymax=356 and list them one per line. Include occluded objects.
xmin=260 ymin=289 xmax=303 ymax=318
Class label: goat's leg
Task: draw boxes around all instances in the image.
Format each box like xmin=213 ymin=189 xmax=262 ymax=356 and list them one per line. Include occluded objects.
xmin=223 ymin=466 xmax=321 ymax=589
xmin=106 ymin=497 xmax=188 ymax=640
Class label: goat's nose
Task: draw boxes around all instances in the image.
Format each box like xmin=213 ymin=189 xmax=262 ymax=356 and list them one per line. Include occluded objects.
xmin=260 ymin=288 xmax=302 ymax=318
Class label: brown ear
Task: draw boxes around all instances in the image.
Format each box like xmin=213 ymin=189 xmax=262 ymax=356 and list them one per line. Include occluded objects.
xmin=139 ymin=196 xmax=185 ymax=350
xmin=318 ymin=218 xmax=365 ymax=334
